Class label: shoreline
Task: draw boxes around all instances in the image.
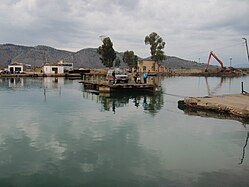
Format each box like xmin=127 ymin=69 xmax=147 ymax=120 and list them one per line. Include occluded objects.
xmin=178 ymin=93 xmax=249 ymax=121
xmin=1 ymin=68 xmax=248 ymax=78
xmin=0 ymin=73 xmax=82 ymax=78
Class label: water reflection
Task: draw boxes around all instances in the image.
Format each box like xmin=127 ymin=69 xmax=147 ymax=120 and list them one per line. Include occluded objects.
xmin=0 ymin=77 xmax=74 ymax=90
xmin=0 ymin=110 xmax=174 ymax=186
xmin=1 ymin=76 xmax=249 ymax=186
xmin=82 ymin=91 xmax=164 ymax=115
xmin=0 ymin=77 xmax=29 ymax=89
xmin=205 ymin=77 xmax=224 ymax=96
xmin=239 ymin=132 xmax=249 ymax=165
xmin=179 ymin=105 xmax=249 ymax=125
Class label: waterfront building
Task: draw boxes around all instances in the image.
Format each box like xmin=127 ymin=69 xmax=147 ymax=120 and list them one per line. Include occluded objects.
xmin=43 ymin=60 xmax=73 ymax=74
xmin=137 ymin=59 xmax=167 ymax=73
xmin=8 ymin=62 xmax=25 ymax=73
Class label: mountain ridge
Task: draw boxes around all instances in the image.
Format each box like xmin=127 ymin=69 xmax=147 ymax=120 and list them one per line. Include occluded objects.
xmin=0 ymin=43 xmax=206 ymax=68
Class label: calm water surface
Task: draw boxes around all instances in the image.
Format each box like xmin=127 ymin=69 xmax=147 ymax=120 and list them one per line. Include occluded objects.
xmin=0 ymin=76 xmax=249 ymax=187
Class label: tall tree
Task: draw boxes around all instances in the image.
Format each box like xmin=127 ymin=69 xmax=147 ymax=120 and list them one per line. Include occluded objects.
xmin=97 ymin=37 xmax=116 ymax=68
xmin=144 ymin=32 xmax=166 ymax=63
xmin=123 ymin=50 xmax=138 ymax=68
xmin=114 ymin=58 xmax=121 ymax=67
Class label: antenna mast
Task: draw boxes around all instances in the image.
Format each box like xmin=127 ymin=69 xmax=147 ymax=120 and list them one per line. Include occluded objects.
xmin=242 ymin=38 xmax=249 ymax=63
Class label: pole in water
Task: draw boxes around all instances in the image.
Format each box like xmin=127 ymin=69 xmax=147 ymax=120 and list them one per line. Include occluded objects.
xmin=241 ymin=82 xmax=244 ymax=94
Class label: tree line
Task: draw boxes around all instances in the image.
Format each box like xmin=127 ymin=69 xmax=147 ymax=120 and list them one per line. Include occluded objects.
xmin=97 ymin=32 xmax=166 ymax=69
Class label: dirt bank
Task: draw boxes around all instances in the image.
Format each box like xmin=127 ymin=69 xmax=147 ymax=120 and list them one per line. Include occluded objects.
xmin=170 ymin=67 xmax=248 ymax=77
xmin=178 ymin=93 xmax=249 ymax=120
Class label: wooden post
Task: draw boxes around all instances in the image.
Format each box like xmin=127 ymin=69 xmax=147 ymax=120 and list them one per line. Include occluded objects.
xmin=241 ymin=82 xmax=244 ymax=93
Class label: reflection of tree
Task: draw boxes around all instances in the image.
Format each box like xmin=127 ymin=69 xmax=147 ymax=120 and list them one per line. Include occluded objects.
xmin=145 ymin=91 xmax=164 ymax=115
xmin=89 ymin=91 xmax=164 ymax=115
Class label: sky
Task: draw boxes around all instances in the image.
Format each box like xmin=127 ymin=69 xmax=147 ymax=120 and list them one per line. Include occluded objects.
xmin=1 ymin=0 xmax=249 ymax=66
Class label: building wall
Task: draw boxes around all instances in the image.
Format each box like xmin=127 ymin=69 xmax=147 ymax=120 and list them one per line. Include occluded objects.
xmin=60 ymin=63 xmax=73 ymax=71
xmin=138 ymin=60 xmax=160 ymax=72
xmin=8 ymin=65 xmax=24 ymax=73
xmin=43 ymin=66 xmax=64 ymax=74
xmin=57 ymin=60 xmax=73 ymax=71
xmin=137 ymin=60 xmax=168 ymax=73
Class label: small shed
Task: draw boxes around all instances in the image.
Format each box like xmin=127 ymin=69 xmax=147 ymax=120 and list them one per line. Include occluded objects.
xmin=8 ymin=62 xmax=24 ymax=73
xmin=43 ymin=64 xmax=64 ymax=74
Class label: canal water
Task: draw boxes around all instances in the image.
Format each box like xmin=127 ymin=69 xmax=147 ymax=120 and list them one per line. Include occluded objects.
xmin=0 ymin=76 xmax=249 ymax=187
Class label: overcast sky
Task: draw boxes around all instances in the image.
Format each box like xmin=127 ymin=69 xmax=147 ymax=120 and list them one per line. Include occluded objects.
xmin=1 ymin=0 xmax=249 ymax=65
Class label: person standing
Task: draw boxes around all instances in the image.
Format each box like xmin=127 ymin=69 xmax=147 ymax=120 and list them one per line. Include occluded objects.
xmin=134 ymin=70 xmax=139 ymax=83
xmin=135 ymin=71 xmax=140 ymax=83
xmin=112 ymin=70 xmax=116 ymax=84
xmin=133 ymin=70 xmax=137 ymax=83
xmin=143 ymin=71 xmax=148 ymax=84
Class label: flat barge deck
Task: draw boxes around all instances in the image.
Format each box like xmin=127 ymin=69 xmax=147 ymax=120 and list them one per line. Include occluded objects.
xmin=80 ymin=81 xmax=156 ymax=93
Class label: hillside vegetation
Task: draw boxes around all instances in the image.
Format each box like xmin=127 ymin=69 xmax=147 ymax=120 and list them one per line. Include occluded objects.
xmin=0 ymin=44 xmax=206 ymax=68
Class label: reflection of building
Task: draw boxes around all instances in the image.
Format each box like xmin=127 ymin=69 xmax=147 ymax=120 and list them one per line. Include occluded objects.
xmin=137 ymin=59 xmax=167 ymax=73
xmin=43 ymin=77 xmax=64 ymax=88
xmin=8 ymin=77 xmax=24 ymax=88
xmin=43 ymin=60 xmax=73 ymax=74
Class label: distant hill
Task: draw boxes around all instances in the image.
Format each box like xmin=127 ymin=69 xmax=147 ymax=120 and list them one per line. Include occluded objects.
xmin=0 ymin=43 xmax=206 ymax=68
xmin=162 ymin=56 xmax=206 ymax=68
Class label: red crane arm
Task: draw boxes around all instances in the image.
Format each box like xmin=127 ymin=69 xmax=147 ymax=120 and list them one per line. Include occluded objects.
xmin=207 ymin=51 xmax=224 ymax=68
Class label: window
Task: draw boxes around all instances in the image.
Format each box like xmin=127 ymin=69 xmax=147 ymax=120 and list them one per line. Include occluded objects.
xmin=152 ymin=65 xmax=155 ymax=71
xmin=15 ymin=67 xmax=22 ymax=72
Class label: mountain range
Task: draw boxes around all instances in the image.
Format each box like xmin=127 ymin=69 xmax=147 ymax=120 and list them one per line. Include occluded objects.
xmin=0 ymin=44 xmax=206 ymax=68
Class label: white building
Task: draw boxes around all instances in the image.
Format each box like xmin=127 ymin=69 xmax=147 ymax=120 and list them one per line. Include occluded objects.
xmin=43 ymin=64 xmax=64 ymax=74
xmin=57 ymin=60 xmax=73 ymax=71
xmin=43 ymin=61 xmax=73 ymax=74
xmin=8 ymin=62 xmax=24 ymax=73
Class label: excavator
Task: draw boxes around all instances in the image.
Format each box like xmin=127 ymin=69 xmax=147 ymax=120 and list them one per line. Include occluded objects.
xmin=204 ymin=51 xmax=245 ymax=75
xmin=205 ymin=51 xmax=224 ymax=72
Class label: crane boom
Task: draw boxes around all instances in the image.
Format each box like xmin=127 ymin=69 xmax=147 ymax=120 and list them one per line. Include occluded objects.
xmin=206 ymin=51 xmax=224 ymax=69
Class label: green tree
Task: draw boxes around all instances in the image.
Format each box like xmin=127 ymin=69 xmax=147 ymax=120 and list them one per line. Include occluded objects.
xmin=114 ymin=58 xmax=121 ymax=67
xmin=97 ymin=37 xmax=116 ymax=68
xmin=123 ymin=50 xmax=138 ymax=68
xmin=144 ymin=32 xmax=166 ymax=63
